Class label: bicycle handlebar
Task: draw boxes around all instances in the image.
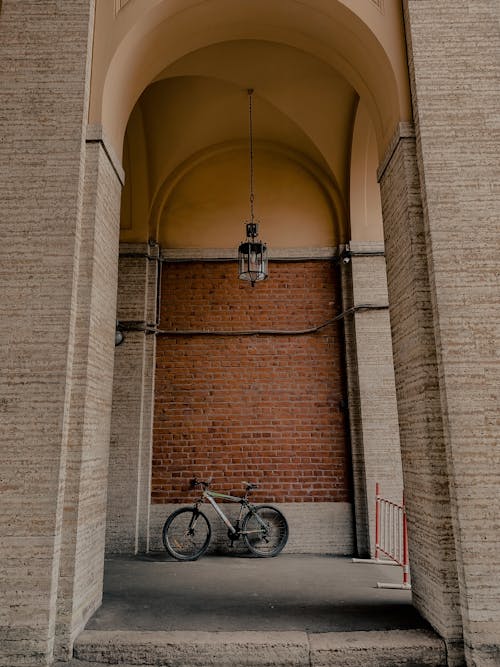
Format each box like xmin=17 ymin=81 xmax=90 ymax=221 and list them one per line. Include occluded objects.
xmin=190 ymin=477 xmax=213 ymax=489
xmin=189 ymin=477 xmax=258 ymax=492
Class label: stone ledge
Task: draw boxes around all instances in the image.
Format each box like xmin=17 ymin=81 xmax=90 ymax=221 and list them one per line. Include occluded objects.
xmin=59 ymin=628 xmax=446 ymax=667
xmin=160 ymin=247 xmax=338 ymax=261
xmin=70 ymin=630 xmax=308 ymax=666
xmin=310 ymin=629 xmax=447 ymax=666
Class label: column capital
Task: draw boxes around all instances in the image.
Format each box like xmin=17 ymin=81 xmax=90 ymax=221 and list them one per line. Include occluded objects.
xmin=377 ymin=121 xmax=415 ymax=183
xmin=87 ymin=124 xmax=125 ymax=185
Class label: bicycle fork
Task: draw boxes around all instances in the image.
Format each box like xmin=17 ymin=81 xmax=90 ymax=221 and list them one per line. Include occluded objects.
xmin=187 ymin=507 xmax=204 ymax=534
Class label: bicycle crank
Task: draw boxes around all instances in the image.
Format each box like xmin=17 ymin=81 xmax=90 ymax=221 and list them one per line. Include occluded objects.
xmin=228 ymin=528 xmax=240 ymax=545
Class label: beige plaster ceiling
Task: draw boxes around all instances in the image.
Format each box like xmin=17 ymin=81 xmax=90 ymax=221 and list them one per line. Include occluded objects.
xmin=92 ymin=0 xmax=409 ymax=248
xmin=120 ymin=40 xmax=357 ymax=247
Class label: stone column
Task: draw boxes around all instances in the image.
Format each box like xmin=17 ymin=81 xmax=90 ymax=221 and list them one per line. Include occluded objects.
xmin=341 ymin=245 xmax=403 ymax=557
xmin=54 ymin=133 xmax=123 ymax=660
xmin=379 ymin=126 xmax=464 ymax=663
xmin=105 ymin=244 xmax=158 ymax=554
xmin=403 ymin=2 xmax=500 ymax=664
xmin=0 ymin=2 xmax=111 ymax=666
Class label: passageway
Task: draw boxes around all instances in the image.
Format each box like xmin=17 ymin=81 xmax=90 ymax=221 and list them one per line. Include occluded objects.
xmin=69 ymin=555 xmax=446 ymax=666
xmin=88 ymin=555 xmax=423 ymax=633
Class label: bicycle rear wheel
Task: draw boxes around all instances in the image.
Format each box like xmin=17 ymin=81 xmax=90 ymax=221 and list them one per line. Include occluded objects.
xmin=242 ymin=505 xmax=288 ymax=557
xmin=162 ymin=507 xmax=211 ymax=561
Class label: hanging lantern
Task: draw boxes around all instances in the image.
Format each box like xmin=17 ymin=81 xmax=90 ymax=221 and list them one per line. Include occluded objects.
xmin=238 ymin=90 xmax=269 ymax=286
xmin=238 ymin=222 xmax=268 ymax=286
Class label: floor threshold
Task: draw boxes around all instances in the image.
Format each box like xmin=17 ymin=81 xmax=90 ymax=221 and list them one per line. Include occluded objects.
xmin=60 ymin=627 xmax=446 ymax=666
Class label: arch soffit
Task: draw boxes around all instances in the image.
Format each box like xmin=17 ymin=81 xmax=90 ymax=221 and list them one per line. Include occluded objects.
xmin=149 ymin=140 xmax=346 ymax=245
xmin=140 ymin=72 xmax=350 ymax=210
xmin=92 ymin=0 xmax=409 ymax=161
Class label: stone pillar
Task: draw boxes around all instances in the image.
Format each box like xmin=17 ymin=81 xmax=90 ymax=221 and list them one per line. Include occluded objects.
xmin=379 ymin=126 xmax=464 ymax=663
xmin=403 ymin=2 xmax=500 ymax=664
xmin=341 ymin=245 xmax=403 ymax=557
xmin=105 ymin=244 xmax=158 ymax=554
xmin=0 ymin=2 xmax=108 ymax=665
xmin=54 ymin=134 xmax=123 ymax=660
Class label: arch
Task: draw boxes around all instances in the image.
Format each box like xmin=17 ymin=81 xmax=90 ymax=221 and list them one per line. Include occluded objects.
xmin=120 ymin=101 xmax=150 ymax=236
xmin=104 ymin=0 xmax=408 ymax=594
xmin=148 ymin=140 xmax=346 ymax=246
xmin=90 ymin=0 xmax=410 ymax=160
xmin=349 ymin=99 xmax=384 ymax=242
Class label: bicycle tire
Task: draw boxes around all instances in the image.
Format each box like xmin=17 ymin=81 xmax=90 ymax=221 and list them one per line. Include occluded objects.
xmin=162 ymin=507 xmax=211 ymax=561
xmin=242 ymin=505 xmax=289 ymax=557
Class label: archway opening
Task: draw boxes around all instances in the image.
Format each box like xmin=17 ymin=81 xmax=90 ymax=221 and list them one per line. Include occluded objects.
xmin=113 ymin=36 xmax=357 ymax=553
xmin=97 ymin=0 xmax=418 ymax=644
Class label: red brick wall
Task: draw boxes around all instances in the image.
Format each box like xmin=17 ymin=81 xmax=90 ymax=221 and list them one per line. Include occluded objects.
xmin=152 ymin=261 xmax=351 ymax=504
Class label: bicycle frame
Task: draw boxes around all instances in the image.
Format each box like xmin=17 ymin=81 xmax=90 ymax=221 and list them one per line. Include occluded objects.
xmin=196 ymin=487 xmax=265 ymax=536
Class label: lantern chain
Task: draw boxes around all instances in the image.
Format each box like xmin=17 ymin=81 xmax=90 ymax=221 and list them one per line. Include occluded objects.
xmin=248 ymin=88 xmax=255 ymax=225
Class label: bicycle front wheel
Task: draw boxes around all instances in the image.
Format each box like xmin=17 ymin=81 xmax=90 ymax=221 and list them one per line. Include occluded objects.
xmin=242 ymin=505 xmax=288 ymax=557
xmin=162 ymin=507 xmax=211 ymax=561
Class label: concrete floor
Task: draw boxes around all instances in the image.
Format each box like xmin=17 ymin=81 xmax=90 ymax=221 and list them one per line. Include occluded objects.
xmin=86 ymin=553 xmax=428 ymax=634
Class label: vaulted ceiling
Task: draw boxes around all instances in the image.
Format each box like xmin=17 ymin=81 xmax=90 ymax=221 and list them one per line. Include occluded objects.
xmin=91 ymin=0 xmax=410 ymax=249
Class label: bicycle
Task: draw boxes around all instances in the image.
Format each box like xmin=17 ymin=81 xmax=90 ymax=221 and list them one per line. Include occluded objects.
xmin=162 ymin=477 xmax=289 ymax=561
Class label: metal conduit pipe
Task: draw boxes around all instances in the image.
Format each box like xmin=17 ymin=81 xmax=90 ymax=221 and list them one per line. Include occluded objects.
xmin=116 ymin=304 xmax=389 ymax=338
xmin=116 ymin=247 xmax=387 ymax=340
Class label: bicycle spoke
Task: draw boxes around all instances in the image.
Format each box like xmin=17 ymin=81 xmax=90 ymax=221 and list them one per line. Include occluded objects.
xmin=243 ymin=506 xmax=288 ymax=557
xmin=162 ymin=508 xmax=211 ymax=560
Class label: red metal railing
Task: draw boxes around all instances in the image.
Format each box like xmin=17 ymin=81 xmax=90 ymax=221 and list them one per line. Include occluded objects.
xmin=375 ymin=482 xmax=410 ymax=589
xmin=352 ymin=482 xmax=411 ymax=590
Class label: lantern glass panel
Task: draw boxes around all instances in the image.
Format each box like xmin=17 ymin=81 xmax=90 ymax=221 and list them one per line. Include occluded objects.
xmin=238 ymin=241 xmax=268 ymax=284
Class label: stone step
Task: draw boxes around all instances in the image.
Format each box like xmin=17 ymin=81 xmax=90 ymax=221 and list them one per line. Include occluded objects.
xmin=59 ymin=628 xmax=447 ymax=666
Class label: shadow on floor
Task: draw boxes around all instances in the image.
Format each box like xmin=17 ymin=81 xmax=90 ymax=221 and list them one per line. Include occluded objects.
xmin=86 ymin=554 xmax=429 ymax=634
